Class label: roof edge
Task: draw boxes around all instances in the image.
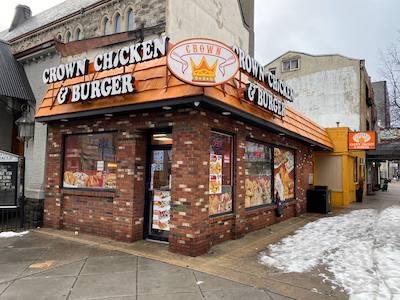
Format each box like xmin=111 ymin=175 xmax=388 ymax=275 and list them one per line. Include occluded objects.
xmin=265 ymin=50 xmax=363 ymax=67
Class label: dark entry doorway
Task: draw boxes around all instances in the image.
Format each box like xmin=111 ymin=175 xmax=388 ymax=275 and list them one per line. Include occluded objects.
xmin=144 ymin=132 xmax=172 ymax=241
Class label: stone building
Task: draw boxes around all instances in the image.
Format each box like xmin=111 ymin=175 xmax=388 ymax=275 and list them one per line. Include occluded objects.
xmin=372 ymin=81 xmax=391 ymax=130
xmin=0 ymin=0 xmax=254 ymax=215
xmin=265 ymin=51 xmax=376 ymax=132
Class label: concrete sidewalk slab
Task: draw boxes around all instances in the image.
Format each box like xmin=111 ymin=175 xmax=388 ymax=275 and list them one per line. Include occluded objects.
xmin=0 ymin=276 xmax=75 ymax=300
xmin=29 ymin=260 xmax=85 ymax=278
xmin=69 ymin=272 xmax=137 ymax=300
xmin=81 ymin=255 xmax=138 ymax=275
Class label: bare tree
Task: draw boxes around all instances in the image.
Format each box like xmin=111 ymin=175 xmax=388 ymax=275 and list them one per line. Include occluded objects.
xmin=381 ymin=35 xmax=400 ymax=128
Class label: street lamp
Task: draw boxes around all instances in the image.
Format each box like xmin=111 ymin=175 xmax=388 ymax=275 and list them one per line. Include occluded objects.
xmin=15 ymin=104 xmax=34 ymax=144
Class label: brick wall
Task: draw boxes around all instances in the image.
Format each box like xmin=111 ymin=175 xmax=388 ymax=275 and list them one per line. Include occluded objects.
xmin=44 ymin=105 xmax=313 ymax=256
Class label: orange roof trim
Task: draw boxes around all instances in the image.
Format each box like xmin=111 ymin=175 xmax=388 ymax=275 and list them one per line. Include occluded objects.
xmin=35 ymin=56 xmax=333 ymax=149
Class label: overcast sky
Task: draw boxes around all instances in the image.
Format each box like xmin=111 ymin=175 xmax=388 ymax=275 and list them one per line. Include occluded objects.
xmin=254 ymin=0 xmax=399 ymax=82
xmin=0 ymin=0 xmax=398 ymax=82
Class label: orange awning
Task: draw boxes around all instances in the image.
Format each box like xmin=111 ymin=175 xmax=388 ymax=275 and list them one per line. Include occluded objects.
xmin=35 ymin=56 xmax=333 ymax=149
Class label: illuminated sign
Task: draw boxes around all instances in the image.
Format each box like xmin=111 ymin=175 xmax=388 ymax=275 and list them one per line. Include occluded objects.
xmin=42 ymin=37 xmax=169 ymax=104
xmin=244 ymin=82 xmax=286 ymax=117
xmin=167 ymin=38 xmax=239 ymax=86
xmin=348 ymin=132 xmax=376 ymax=150
xmin=232 ymin=45 xmax=294 ymax=103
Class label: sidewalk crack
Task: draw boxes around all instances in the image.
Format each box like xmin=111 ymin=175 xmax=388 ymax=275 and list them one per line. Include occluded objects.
xmin=66 ymin=257 xmax=87 ymax=300
xmin=193 ymin=271 xmax=205 ymax=299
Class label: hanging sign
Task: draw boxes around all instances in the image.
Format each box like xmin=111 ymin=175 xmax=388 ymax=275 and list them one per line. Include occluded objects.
xmin=0 ymin=151 xmax=19 ymax=162
xmin=0 ymin=151 xmax=19 ymax=207
xmin=42 ymin=37 xmax=169 ymax=105
xmin=349 ymin=132 xmax=376 ymax=150
xmin=167 ymin=38 xmax=239 ymax=86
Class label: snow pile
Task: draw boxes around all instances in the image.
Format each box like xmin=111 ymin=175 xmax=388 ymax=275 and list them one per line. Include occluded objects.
xmin=259 ymin=206 xmax=400 ymax=299
xmin=0 ymin=231 xmax=29 ymax=238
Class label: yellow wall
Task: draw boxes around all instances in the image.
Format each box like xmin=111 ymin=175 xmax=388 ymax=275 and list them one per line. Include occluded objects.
xmin=314 ymin=127 xmax=366 ymax=208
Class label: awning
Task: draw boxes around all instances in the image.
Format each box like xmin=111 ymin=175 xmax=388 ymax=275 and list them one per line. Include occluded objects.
xmin=367 ymin=141 xmax=400 ymax=161
xmin=0 ymin=40 xmax=34 ymax=103
xmin=35 ymin=56 xmax=333 ymax=150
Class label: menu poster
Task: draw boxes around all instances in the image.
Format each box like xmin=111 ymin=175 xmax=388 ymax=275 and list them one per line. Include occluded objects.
xmin=0 ymin=163 xmax=18 ymax=206
xmin=209 ymin=154 xmax=222 ymax=195
xmin=209 ymin=175 xmax=222 ymax=194
xmin=152 ymin=190 xmax=171 ymax=231
xmin=209 ymin=190 xmax=232 ymax=215
xmin=209 ymin=154 xmax=222 ymax=175
xmin=245 ymin=176 xmax=272 ymax=208
xmin=274 ymin=148 xmax=295 ymax=201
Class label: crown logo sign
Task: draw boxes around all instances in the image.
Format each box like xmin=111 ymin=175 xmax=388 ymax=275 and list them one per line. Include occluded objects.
xmin=190 ymin=57 xmax=218 ymax=83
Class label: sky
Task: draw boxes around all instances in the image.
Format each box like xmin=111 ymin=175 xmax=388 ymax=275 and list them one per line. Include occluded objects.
xmin=254 ymin=0 xmax=399 ymax=82
xmin=0 ymin=0 xmax=398 ymax=82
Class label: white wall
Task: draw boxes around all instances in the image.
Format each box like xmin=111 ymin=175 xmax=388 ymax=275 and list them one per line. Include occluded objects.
xmin=166 ymin=0 xmax=250 ymax=51
xmin=315 ymin=156 xmax=342 ymax=192
xmin=22 ymin=53 xmax=61 ymax=200
xmin=286 ymin=66 xmax=360 ymax=131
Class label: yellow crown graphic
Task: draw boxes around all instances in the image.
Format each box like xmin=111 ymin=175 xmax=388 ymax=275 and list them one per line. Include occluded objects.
xmin=191 ymin=57 xmax=217 ymax=82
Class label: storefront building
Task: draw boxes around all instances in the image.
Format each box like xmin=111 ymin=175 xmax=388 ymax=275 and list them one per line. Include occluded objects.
xmin=36 ymin=38 xmax=333 ymax=256
xmin=313 ymin=127 xmax=368 ymax=207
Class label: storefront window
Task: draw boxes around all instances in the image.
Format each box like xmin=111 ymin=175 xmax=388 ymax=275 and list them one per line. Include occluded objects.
xmin=63 ymin=132 xmax=117 ymax=189
xmin=209 ymin=131 xmax=233 ymax=216
xmin=244 ymin=141 xmax=272 ymax=208
xmin=274 ymin=147 xmax=295 ymax=201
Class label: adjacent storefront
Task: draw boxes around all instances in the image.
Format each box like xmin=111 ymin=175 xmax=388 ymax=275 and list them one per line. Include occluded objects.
xmin=36 ymin=37 xmax=333 ymax=256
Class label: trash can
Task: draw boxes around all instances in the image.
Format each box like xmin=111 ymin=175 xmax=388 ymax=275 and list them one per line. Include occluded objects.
xmin=306 ymin=186 xmax=331 ymax=214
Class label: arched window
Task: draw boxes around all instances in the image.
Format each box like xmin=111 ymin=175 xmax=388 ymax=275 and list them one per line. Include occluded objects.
xmin=76 ymin=27 xmax=82 ymax=40
xmin=127 ymin=9 xmax=134 ymax=31
xmin=65 ymin=31 xmax=71 ymax=43
xmin=57 ymin=34 xmax=62 ymax=41
xmin=103 ymin=17 xmax=110 ymax=35
xmin=114 ymin=13 xmax=121 ymax=33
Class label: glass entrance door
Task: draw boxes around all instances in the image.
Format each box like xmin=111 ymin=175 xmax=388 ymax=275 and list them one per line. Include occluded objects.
xmin=145 ymin=133 xmax=172 ymax=241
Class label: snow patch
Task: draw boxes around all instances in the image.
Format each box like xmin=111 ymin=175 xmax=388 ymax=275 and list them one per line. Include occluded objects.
xmin=259 ymin=207 xmax=400 ymax=299
xmin=0 ymin=231 xmax=29 ymax=238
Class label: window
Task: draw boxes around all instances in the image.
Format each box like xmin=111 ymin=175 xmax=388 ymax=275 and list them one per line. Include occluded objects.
xmin=282 ymin=58 xmax=299 ymax=72
xmin=57 ymin=34 xmax=62 ymax=41
xmin=209 ymin=131 xmax=233 ymax=216
xmin=127 ymin=9 xmax=135 ymax=31
xmin=274 ymin=147 xmax=295 ymax=201
xmin=103 ymin=17 xmax=110 ymax=35
xmin=75 ymin=28 xmax=82 ymax=41
xmin=114 ymin=13 xmax=121 ymax=33
xmin=269 ymin=68 xmax=276 ymax=75
xmin=244 ymin=141 xmax=273 ymax=208
xmin=65 ymin=31 xmax=71 ymax=43
xmin=63 ymin=133 xmax=117 ymax=190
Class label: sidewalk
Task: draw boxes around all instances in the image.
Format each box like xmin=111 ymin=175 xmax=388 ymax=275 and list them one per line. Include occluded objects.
xmin=33 ymin=215 xmax=341 ymax=300
xmin=2 ymin=183 xmax=398 ymax=299
xmin=0 ymin=232 xmax=287 ymax=300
